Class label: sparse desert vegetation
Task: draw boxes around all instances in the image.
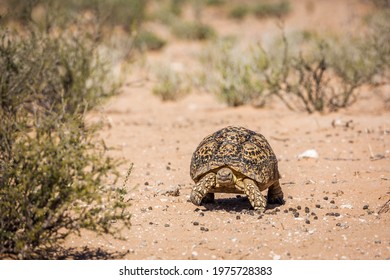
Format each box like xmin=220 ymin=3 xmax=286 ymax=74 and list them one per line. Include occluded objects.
xmin=0 ymin=0 xmax=389 ymax=261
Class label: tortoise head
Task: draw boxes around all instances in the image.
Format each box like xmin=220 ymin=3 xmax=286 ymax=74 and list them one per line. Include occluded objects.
xmin=216 ymin=167 xmax=236 ymax=187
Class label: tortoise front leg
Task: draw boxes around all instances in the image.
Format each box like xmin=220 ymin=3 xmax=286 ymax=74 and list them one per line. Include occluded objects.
xmin=243 ymin=178 xmax=267 ymax=212
xmin=190 ymin=172 xmax=216 ymax=206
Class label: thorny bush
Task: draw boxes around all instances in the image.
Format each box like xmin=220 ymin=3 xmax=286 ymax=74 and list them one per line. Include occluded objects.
xmin=0 ymin=28 xmax=131 ymax=259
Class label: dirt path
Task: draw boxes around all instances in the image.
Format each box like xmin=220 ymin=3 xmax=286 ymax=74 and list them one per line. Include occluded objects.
xmin=66 ymin=0 xmax=390 ymax=260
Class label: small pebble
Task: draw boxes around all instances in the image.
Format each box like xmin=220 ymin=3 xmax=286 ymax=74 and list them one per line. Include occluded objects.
xmin=330 ymin=200 xmax=335 ymax=204
xmin=288 ymin=195 xmax=293 ymax=199
xmin=144 ymin=182 xmax=149 ymax=186
xmin=305 ymin=219 xmax=310 ymax=224
xmin=374 ymin=240 xmax=381 ymax=244
xmin=334 ymin=213 xmax=340 ymax=217
xmin=148 ymin=206 xmax=153 ymax=210
xmin=236 ymin=215 xmax=241 ymax=220
xmin=336 ymin=222 xmax=347 ymax=228
xmin=266 ymin=210 xmax=277 ymax=215
xmin=200 ymin=227 xmax=209 ymax=232
xmin=283 ymin=209 xmax=289 ymax=213
xmin=293 ymin=212 xmax=299 ymax=218
xmin=305 ymin=207 xmax=310 ymax=213
xmin=313 ymin=216 xmax=318 ymax=220
xmin=193 ymin=221 xmax=199 ymax=226
xmin=363 ymin=205 xmax=369 ymax=210
xmin=199 ymin=212 xmax=205 ymax=217
xmin=164 ymin=224 xmax=170 ymax=227
xmin=315 ymin=204 xmax=321 ymax=208
xmin=297 ymin=206 xmax=302 ymax=210
xmin=323 ymin=196 xmax=329 ymax=200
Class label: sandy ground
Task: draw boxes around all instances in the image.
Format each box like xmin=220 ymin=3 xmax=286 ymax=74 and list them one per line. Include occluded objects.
xmin=65 ymin=0 xmax=390 ymax=260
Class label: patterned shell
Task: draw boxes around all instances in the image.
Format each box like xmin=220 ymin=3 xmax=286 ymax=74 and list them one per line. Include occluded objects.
xmin=190 ymin=126 xmax=280 ymax=184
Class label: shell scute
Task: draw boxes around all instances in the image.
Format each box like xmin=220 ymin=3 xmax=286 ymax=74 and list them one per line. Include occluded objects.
xmin=190 ymin=126 xmax=280 ymax=185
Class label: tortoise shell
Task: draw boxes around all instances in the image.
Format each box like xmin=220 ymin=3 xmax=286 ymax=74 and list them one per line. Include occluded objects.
xmin=190 ymin=126 xmax=280 ymax=185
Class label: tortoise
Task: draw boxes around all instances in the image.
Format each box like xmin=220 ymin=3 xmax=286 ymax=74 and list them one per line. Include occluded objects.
xmin=190 ymin=126 xmax=284 ymax=212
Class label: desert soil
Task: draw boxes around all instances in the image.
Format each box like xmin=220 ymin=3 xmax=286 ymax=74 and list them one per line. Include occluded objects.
xmin=65 ymin=0 xmax=390 ymax=260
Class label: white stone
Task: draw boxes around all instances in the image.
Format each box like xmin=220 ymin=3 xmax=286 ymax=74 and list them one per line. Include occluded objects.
xmin=298 ymin=149 xmax=319 ymax=159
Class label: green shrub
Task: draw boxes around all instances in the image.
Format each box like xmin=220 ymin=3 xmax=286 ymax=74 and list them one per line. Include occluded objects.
xmin=200 ymin=40 xmax=265 ymax=107
xmin=171 ymin=20 xmax=216 ymax=40
xmin=0 ymin=28 xmax=130 ymax=259
xmin=1 ymin=0 xmax=147 ymax=30
xmin=254 ymin=1 xmax=291 ymax=18
xmin=70 ymin=0 xmax=147 ymax=29
xmin=0 ymin=0 xmax=39 ymax=24
xmin=257 ymin=29 xmax=388 ymax=113
xmin=205 ymin=0 xmax=226 ymax=6
xmin=215 ymin=50 xmax=263 ymax=106
xmin=0 ymin=113 xmax=129 ymax=259
xmin=169 ymin=0 xmax=189 ymax=16
xmin=364 ymin=9 xmax=390 ymax=81
xmin=152 ymin=64 xmax=189 ymax=101
xmin=200 ymin=20 xmax=388 ymax=112
xmin=133 ymin=30 xmax=166 ymax=52
xmin=229 ymin=5 xmax=250 ymax=20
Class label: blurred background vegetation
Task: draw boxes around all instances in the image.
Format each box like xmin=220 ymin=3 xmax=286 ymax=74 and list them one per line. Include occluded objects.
xmin=0 ymin=0 xmax=389 ymax=259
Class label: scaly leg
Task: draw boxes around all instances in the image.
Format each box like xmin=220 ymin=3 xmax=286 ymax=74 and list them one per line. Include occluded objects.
xmin=243 ymin=178 xmax=267 ymax=212
xmin=267 ymin=180 xmax=284 ymax=205
xmin=190 ymin=173 xmax=216 ymax=206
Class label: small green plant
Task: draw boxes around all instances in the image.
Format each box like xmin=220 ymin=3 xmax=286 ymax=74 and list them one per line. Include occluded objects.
xmin=201 ymin=40 xmax=265 ymax=107
xmin=152 ymin=64 xmax=189 ymax=101
xmin=169 ymin=0 xmax=189 ymax=16
xmin=254 ymin=1 xmax=291 ymax=19
xmin=215 ymin=50 xmax=263 ymax=106
xmin=205 ymin=0 xmax=226 ymax=6
xmin=133 ymin=30 xmax=166 ymax=52
xmin=229 ymin=5 xmax=250 ymax=20
xmin=171 ymin=20 xmax=216 ymax=40
xmin=364 ymin=9 xmax=390 ymax=82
